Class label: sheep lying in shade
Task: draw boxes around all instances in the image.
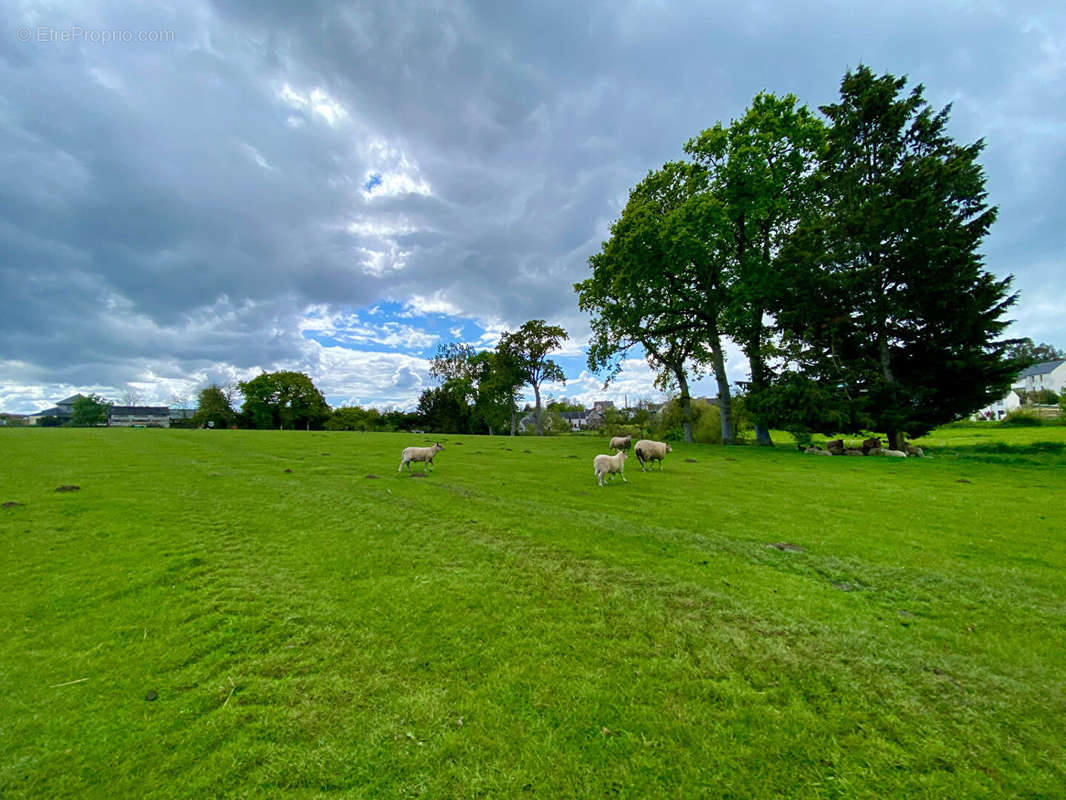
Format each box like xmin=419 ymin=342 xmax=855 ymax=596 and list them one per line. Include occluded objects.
xmin=398 ymin=442 xmax=444 ymax=472
xmin=608 ymin=435 xmax=632 ymax=451
xmin=634 ymin=439 xmax=672 ymax=471
xmin=593 ymin=450 xmax=627 ymax=487
xmin=870 ymin=447 xmax=907 ymax=458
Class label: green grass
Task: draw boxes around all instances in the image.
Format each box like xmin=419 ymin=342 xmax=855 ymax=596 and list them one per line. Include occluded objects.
xmin=2 ymin=427 xmax=1065 ymax=798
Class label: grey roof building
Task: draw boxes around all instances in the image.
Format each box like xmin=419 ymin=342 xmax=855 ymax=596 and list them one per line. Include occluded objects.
xmin=109 ymin=406 xmax=171 ymax=427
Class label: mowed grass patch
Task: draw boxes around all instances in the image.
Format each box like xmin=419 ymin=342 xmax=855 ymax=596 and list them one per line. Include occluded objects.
xmin=1 ymin=427 xmax=1065 ymax=797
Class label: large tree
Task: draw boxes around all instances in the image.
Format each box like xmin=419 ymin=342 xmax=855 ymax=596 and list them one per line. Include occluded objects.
xmin=685 ymin=93 xmax=825 ymax=445
xmin=238 ymin=371 xmax=331 ymax=430
xmin=1004 ymin=338 xmax=1064 ymax=369
xmin=577 ymin=161 xmax=737 ymax=444
xmin=192 ymin=384 xmax=236 ymax=429
xmin=70 ymin=393 xmax=110 ymax=427
xmin=773 ymin=66 xmax=1022 ymax=448
xmin=430 ymin=343 xmax=523 ymax=435
xmin=496 ymin=320 xmax=568 ymax=436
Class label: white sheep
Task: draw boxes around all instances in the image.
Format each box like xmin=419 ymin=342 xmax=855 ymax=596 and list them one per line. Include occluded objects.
xmin=608 ymin=435 xmax=632 ymax=451
xmin=398 ymin=442 xmax=444 ymax=472
xmin=870 ymin=447 xmax=907 ymax=458
xmin=593 ymin=449 xmax=627 ymax=486
xmin=634 ymin=439 xmax=672 ymax=471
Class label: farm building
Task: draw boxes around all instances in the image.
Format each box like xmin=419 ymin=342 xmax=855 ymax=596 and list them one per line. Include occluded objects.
xmin=26 ymin=394 xmax=85 ymax=425
xmin=108 ymin=406 xmax=171 ymax=427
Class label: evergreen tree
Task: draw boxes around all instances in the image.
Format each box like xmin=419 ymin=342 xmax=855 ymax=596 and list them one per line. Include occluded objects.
xmin=773 ymin=66 xmax=1022 ymax=447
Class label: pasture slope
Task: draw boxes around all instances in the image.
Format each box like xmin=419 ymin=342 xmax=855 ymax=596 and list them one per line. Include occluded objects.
xmin=1 ymin=427 xmax=1064 ymax=798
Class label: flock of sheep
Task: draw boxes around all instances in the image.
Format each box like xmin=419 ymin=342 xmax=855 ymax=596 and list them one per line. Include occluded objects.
xmin=398 ymin=433 xmax=923 ymax=486
xmin=396 ymin=435 xmax=673 ymax=487
xmin=593 ymin=435 xmax=672 ymax=486
xmin=802 ymin=437 xmax=925 ymax=458
xmin=396 ymin=435 xmax=669 ymax=486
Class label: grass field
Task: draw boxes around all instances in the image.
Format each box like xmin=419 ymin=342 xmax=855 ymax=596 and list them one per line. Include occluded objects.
xmin=2 ymin=426 xmax=1065 ymax=798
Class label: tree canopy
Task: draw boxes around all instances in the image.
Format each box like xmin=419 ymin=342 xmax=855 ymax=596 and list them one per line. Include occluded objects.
xmin=192 ymin=384 xmax=237 ymax=429
xmin=238 ymin=372 xmax=331 ymax=430
xmin=769 ymin=66 xmax=1021 ymax=446
xmin=70 ymin=394 xmax=110 ymax=427
xmin=577 ymin=68 xmax=1023 ymax=446
xmin=497 ymin=320 xmax=568 ymax=436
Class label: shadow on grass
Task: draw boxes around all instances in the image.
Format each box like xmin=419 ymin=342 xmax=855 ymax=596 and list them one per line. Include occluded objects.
xmin=937 ymin=440 xmax=1066 ymax=465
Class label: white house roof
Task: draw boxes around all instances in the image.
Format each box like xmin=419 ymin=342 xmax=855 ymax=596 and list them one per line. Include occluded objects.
xmin=1017 ymin=359 xmax=1066 ymax=378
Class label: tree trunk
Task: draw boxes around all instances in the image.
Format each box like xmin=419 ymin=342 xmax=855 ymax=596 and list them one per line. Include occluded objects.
xmin=533 ymin=384 xmax=544 ymax=436
xmin=709 ymin=336 xmax=735 ymax=444
xmin=510 ymin=406 xmax=517 ymax=436
xmin=887 ymin=430 xmax=906 ymax=450
xmin=676 ymin=367 xmax=695 ymax=444
xmin=747 ymin=348 xmax=773 ymax=446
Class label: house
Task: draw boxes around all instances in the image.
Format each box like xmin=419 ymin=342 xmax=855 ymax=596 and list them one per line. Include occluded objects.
xmin=560 ymin=410 xmax=591 ymax=430
xmin=1012 ymin=359 xmax=1066 ymax=397
xmin=27 ymin=394 xmax=85 ymax=425
xmin=974 ymin=389 xmax=1021 ymax=421
xmin=169 ymin=408 xmax=197 ymax=422
xmin=109 ymin=406 xmax=171 ymax=428
xmin=586 ymin=400 xmax=615 ymax=429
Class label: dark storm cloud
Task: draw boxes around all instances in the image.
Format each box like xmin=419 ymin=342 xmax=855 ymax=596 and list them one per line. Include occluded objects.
xmin=2 ymin=0 xmax=1064 ymax=412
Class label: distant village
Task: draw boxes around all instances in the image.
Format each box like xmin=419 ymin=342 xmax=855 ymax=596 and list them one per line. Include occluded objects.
xmin=0 ymin=394 xmax=697 ymax=431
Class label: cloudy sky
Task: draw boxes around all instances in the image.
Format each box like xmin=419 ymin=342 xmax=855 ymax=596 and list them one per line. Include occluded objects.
xmin=2 ymin=0 xmax=1064 ymax=415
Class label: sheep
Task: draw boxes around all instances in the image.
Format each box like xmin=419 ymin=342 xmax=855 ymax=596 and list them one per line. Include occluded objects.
xmin=608 ymin=435 xmax=632 ymax=451
xmin=906 ymin=445 xmax=924 ymax=458
xmin=825 ymin=438 xmax=845 ymax=455
xmin=861 ymin=437 xmax=882 ymax=455
xmin=634 ymin=439 xmax=672 ymax=471
xmin=398 ymin=442 xmax=444 ymax=472
xmin=593 ymin=449 xmax=627 ymax=487
xmin=804 ymin=446 xmax=832 ymax=456
xmin=870 ymin=447 xmax=907 ymax=458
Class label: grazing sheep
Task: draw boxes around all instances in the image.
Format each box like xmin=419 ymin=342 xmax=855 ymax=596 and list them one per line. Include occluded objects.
xmin=861 ymin=437 xmax=882 ymax=454
xmin=398 ymin=442 xmax=444 ymax=472
xmin=906 ymin=445 xmax=924 ymax=457
xmin=608 ymin=435 xmax=632 ymax=451
xmin=825 ymin=438 xmax=845 ymax=455
xmin=593 ymin=450 xmax=627 ymax=487
xmin=634 ymin=439 xmax=672 ymax=471
xmin=844 ymin=448 xmax=864 ymax=456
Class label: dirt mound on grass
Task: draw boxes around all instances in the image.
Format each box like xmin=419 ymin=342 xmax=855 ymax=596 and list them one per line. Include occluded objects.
xmin=55 ymin=485 xmax=80 ymax=493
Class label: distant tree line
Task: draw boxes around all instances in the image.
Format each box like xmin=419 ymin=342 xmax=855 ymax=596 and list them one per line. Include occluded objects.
xmin=576 ymin=65 xmax=1030 ymax=450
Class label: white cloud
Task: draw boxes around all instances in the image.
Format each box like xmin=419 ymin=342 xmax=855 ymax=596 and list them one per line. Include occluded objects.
xmin=240 ymin=142 xmax=276 ymax=171
xmin=401 ymin=291 xmax=464 ymax=318
xmin=360 ymin=138 xmax=432 ymax=198
xmin=276 ymin=83 xmax=350 ymax=128
xmin=300 ymin=306 xmax=438 ymax=350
